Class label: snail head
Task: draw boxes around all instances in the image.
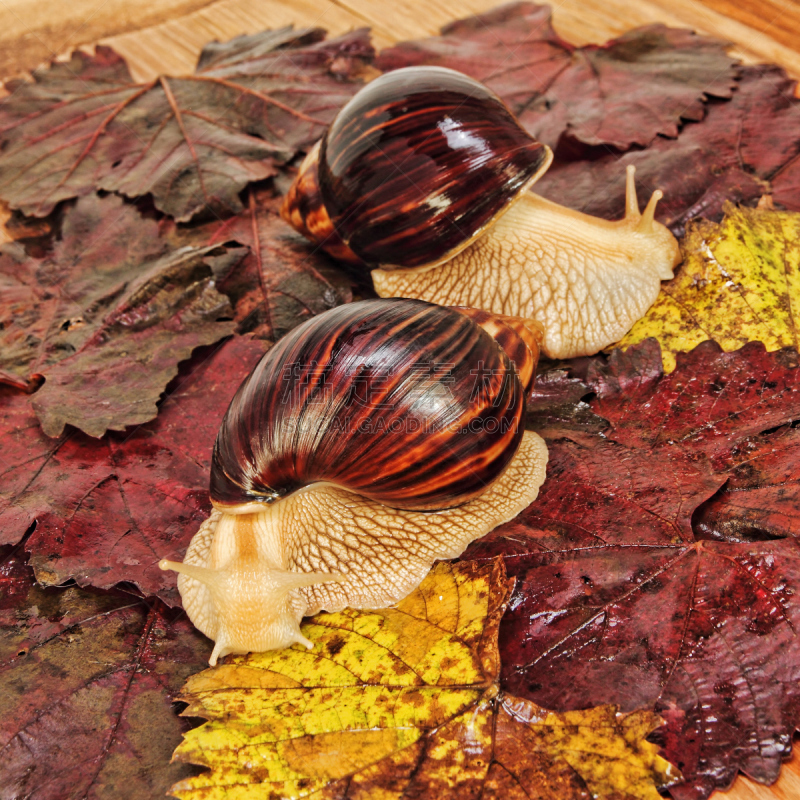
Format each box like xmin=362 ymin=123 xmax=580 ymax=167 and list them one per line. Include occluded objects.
xmin=160 ymin=508 xmax=342 ymax=665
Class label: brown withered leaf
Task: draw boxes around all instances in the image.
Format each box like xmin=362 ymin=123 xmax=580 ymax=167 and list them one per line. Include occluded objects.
xmin=0 ymin=194 xmax=165 ymax=382
xmin=377 ymin=1 xmax=737 ymax=151
xmin=466 ymin=340 xmax=800 ymax=800
xmin=534 ymin=65 xmax=800 ymax=236
xmin=0 ymin=27 xmax=373 ymax=221
xmin=170 ymin=561 xmax=676 ymax=800
xmin=0 ymin=335 xmax=267 ymax=604
xmin=167 ymin=184 xmax=354 ymax=341
xmin=29 ymin=244 xmax=239 ymax=438
xmin=0 ymin=550 xmax=210 ymax=799
xmin=0 ymin=194 xmax=241 ymax=438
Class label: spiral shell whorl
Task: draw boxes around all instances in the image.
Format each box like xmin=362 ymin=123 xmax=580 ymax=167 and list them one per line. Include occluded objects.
xmin=210 ymin=299 xmax=525 ymax=511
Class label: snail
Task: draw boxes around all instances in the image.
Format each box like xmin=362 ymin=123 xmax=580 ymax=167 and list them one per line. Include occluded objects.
xmin=160 ymin=298 xmax=548 ymax=664
xmin=281 ymin=66 xmax=682 ymax=360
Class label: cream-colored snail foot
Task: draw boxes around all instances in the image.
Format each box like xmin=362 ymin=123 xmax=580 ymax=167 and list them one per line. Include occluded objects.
xmin=161 ymin=430 xmax=548 ymax=665
xmin=372 ymin=165 xmax=682 ymax=360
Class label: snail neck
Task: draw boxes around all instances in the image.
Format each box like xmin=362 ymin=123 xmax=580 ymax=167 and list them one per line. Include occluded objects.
xmin=371 ymin=165 xmax=681 ymax=360
xmin=160 ymin=505 xmax=342 ymax=665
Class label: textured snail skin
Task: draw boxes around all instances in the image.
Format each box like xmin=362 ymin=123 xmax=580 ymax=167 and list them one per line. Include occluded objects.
xmin=160 ymin=299 xmax=548 ymax=664
xmin=374 ymin=166 xmax=681 ymax=360
xmin=280 ymin=66 xmax=681 ymax=360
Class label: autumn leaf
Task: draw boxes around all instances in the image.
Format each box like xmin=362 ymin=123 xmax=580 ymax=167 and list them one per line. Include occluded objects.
xmin=0 ymin=27 xmax=373 ymax=221
xmin=466 ymin=339 xmax=800 ymax=800
xmin=0 ymin=550 xmax=211 ymax=799
xmin=170 ymin=560 xmax=676 ymax=799
xmin=615 ymin=205 xmax=800 ymax=372
xmin=0 ymin=335 xmax=267 ymax=604
xmin=168 ymin=184 xmax=354 ymax=341
xmin=377 ymin=1 xmax=737 ymax=151
xmin=0 ymin=194 xmax=166 ymax=382
xmin=0 ymin=193 xmax=243 ymax=437
xmin=534 ymin=65 xmax=800 ymax=236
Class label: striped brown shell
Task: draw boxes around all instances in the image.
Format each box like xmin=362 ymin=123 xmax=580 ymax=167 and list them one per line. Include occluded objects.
xmin=315 ymin=66 xmax=549 ymax=269
xmin=210 ymin=298 xmax=528 ymax=511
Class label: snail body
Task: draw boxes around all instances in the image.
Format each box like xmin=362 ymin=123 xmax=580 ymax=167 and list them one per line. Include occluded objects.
xmin=281 ymin=66 xmax=681 ymax=360
xmin=161 ymin=299 xmax=548 ymax=664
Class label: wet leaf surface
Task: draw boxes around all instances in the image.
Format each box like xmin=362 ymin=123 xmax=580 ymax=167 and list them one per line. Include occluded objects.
xmin=694 ymin=425 xmax=800 ymax=544
xmin=0 ymin=550 xmax=210 ymax=800
xmin=466 ymin=340 xmax=800 ymax=800
xmin=171 ymin=561 xmax=675 ymax=799
xmin=0 ymin=28 xmax=373 ymax=221
xmin=377 ymin=1 xmax=737 ymax=151
xmin=616 ymin=206 xmax=800 ymax=371
xmin=0 ymin=335 xmax=267 ymax=604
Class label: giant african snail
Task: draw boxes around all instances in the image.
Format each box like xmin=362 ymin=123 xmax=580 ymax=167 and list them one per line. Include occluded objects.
xmin=281 ymin=66 xmax=682 ymax=360
xmin=161 ymin=299 xmax=548 ymax=664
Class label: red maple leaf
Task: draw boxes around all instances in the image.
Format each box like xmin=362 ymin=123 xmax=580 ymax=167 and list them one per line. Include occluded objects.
xmin=0 ymin=193 xmax=242 ymax=438
xmin=0 ymin=551 xmax=210 ymax=797
xmin=535 ymin=65 xmax=800 ymax=236
xmin=167 ymin=184 xmax=354 ymax=342
xmin=377 ymin=1 xmax=737 ymax=150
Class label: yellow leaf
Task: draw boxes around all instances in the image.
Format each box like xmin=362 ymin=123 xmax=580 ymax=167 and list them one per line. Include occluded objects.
xmin=169 ymin=561 xmax=678 ymax=799
xmin=616 ymin=205 xmax=800 ymax=371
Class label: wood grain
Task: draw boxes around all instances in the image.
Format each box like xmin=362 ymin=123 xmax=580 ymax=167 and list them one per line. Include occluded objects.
xmin=0 ymin=0 xmax=798 ymax=797
xmin=0 ymin=0 xmax=218 ymax=79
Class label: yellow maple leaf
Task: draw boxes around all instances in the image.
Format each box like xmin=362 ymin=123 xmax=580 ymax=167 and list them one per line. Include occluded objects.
xmin=169 ymin=561 xmax=677 ymax=799
xmin=616 ymin=205 xmax=800 ymax=371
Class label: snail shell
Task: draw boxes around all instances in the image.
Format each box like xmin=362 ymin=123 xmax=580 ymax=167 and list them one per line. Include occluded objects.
xmin=281 ymin=66 xmax=681 ymax=360
xmin=211 ymin=298 xmax=527 ymax=510
xmin=161 ymin=299 xmax=548 ymax=664
xmin=282 ymin=66 xmax=548 ymax=270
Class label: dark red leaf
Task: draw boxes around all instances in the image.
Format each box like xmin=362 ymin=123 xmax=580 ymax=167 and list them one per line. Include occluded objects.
xmin=535 ymin=65 xmax=800 ymax=235
xmin=0 ymin=28 xmax=374 ymax=221
xmin=0 ymin=335 xmax=267 ymax=603
xmin=377 ymin=1 xmax=737 ymax=150
xmin=0 ymin=195 xmax=164 ymax=381
xmin=167 ymin=184 xmax=354 ymax=341
xmin=465 ymin=340 xmax=800 ymax=799
xmin=0 ymin=194 xmax=241 ymax=438
xmin=0 ymin=551 xmax=209 ymax=799
xmin=526 ymin=367 xmax=610 ymax=439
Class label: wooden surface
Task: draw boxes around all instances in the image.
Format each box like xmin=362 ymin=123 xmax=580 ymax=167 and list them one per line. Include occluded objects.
xmin=1 ymin=0 xmax=799 ymax=798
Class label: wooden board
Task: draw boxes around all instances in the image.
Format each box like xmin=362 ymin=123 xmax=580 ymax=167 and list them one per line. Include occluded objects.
xmin=1 ymin=0 xmax=799 ymax=798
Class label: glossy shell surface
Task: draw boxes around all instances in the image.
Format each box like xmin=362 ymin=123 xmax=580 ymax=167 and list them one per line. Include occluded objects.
xmin=317 ymin=66 xmax=548 ymax=269
xmin=210 ymin=298 xmax=526 ymax=511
